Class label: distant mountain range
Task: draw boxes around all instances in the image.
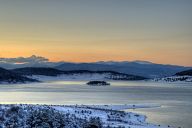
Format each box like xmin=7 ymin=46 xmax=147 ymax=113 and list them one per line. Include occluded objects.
xmin=55 ymin=61 xmax=190 ymax=78
xmin=0 ymin=55 xmax=191 ymax=78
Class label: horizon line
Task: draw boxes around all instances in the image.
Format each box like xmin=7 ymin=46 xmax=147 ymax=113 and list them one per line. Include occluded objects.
xmin=0 ymin=55 xmax=191 ymax=67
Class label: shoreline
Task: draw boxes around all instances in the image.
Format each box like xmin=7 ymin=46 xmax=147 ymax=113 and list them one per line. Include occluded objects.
xmin=0 ymin=104 xmax=172 ymax=128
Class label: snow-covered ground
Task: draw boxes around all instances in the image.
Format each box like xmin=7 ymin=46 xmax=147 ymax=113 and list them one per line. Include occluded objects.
xmin=30 ymin=74 xmax=110 ymax=81
xmin=30 ymin=74 xmax=192 ymax=84
xmin=27 ymin=71 xmax=145 ymax=82
xmin=152 ymin=75 xmax=192 ymax=82
xmin=0 ymin=104 xmax=172 ymax=128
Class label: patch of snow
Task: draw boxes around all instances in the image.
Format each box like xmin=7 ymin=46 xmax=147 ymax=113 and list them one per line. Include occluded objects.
xmin=133 ymin=60 xmax=153 ymax=65
xmin=53 ymin=104 xmax=168 ymax=128
xmin=152 ymin=75 xmax=192 ymax=83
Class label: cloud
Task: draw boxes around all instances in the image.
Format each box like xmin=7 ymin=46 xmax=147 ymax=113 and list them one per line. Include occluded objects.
xmin=0 ymin=55 xmax=49 ymax=64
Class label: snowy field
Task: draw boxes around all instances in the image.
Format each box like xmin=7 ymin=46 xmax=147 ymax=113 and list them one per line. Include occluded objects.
xmin=0 ymin=104 xmax=172 ymax=128
xmin=152 ymin=75 xmax=192 ymax=82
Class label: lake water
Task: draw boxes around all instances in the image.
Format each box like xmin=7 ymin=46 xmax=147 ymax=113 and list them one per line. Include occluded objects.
xmin=0 ymin=81 xmax=191 ymax=128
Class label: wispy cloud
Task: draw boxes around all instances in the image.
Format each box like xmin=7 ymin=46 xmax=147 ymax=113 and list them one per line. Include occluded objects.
xmin=0 ymin=55 xmax=49 ymax=64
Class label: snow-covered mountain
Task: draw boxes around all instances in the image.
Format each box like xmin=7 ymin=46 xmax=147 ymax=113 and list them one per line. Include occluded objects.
xmin=95 ymin=60 xmax=154 ymax=65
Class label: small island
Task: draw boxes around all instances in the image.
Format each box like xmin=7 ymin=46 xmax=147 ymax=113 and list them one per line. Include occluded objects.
xmin=87 ymin=81 xmax=110 ymax=86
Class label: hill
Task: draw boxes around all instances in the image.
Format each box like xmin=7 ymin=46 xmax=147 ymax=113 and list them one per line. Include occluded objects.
xmin=152 ymin=69 xmax=192 ymax=82
xmin=0 ymin=67 xmax=37 ymax=83
xmin=12 ymin=68 xmax=147 ymax=81
xmin=12 ymin=67 xmax=64 ymax=76
xmin=175 ymin=69 xmax=192 ymax=76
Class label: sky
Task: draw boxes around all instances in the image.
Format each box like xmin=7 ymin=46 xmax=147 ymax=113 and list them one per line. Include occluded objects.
xmin=0 ymin=0 xmax=191 ymax=66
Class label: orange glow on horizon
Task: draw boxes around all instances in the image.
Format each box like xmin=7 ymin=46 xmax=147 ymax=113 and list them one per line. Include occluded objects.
xmin=0 ymin=39 xmax=192 ymax=67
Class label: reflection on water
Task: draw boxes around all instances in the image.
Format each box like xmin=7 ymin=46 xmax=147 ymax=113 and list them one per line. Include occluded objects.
xmin=0 ymin=81 xmax=192 ymax=128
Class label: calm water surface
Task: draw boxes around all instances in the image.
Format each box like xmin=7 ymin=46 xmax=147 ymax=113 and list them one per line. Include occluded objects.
xmin=0 ymin=81 xmax=191 ymax=128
